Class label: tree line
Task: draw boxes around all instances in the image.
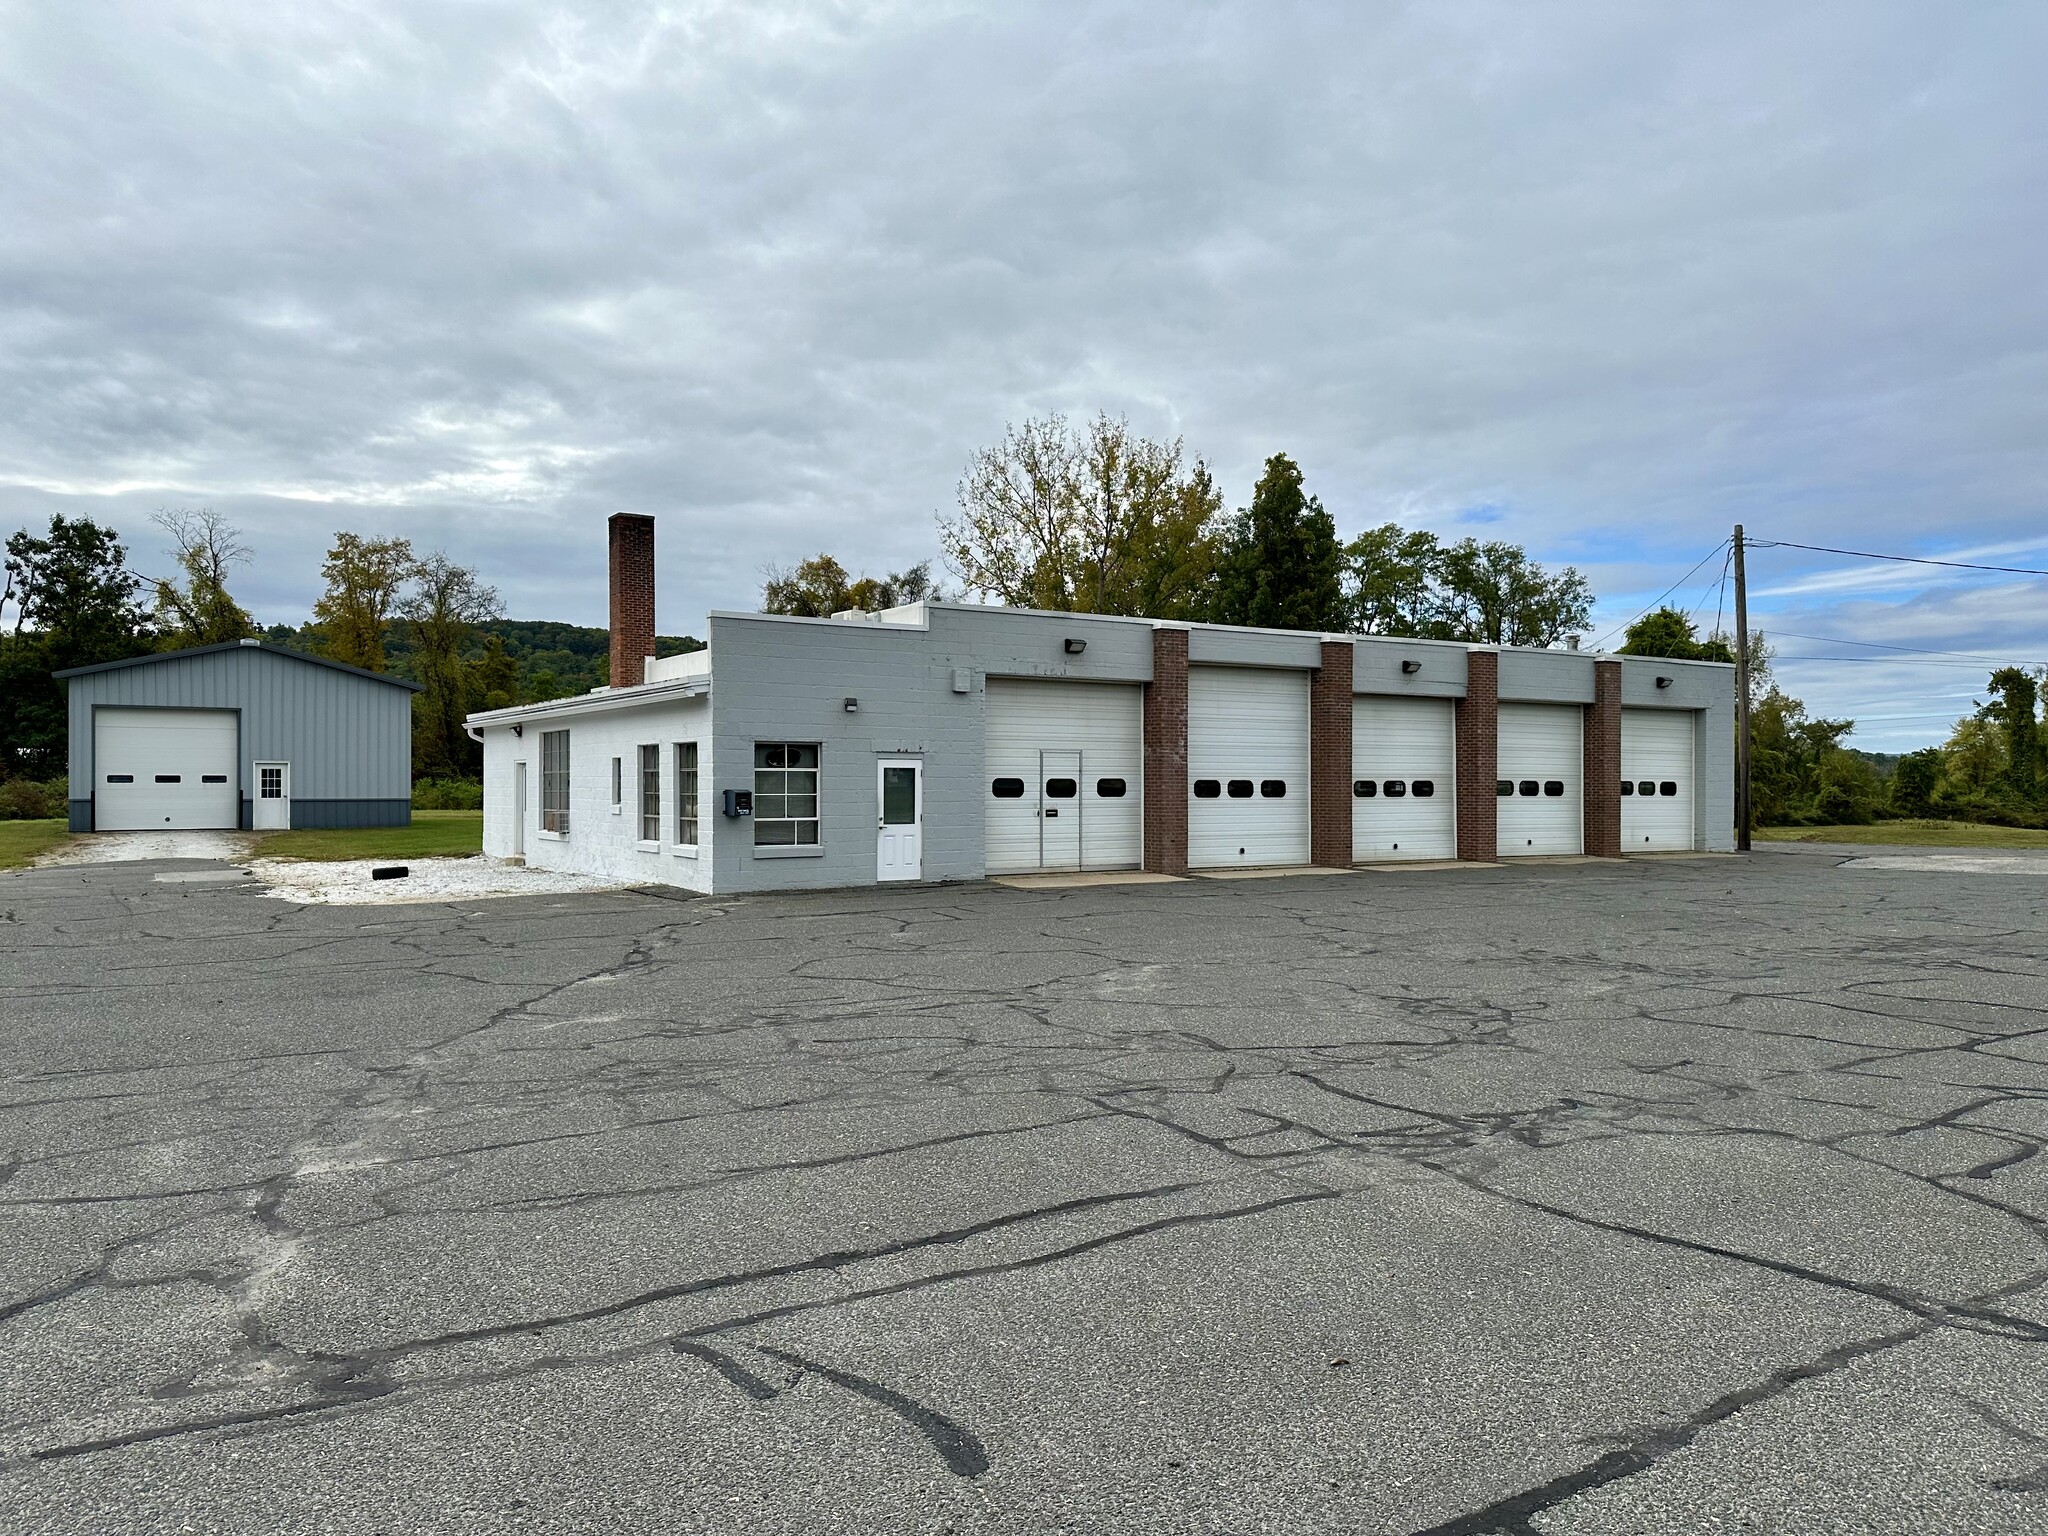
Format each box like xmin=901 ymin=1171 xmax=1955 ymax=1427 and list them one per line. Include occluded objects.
xmin=1 ymin=512 xmax=698 ymax=807
xmin=764 ymin=413 xmax=1596 ymax=645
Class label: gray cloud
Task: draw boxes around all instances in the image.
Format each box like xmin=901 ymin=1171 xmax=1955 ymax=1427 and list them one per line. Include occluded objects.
xmin=4 ymin=1 xmax=2045 ymax=746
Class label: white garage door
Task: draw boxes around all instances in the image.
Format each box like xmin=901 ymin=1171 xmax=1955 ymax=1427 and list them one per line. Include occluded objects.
xmin=985 ymin=679 xmax=1143 ymax=874
xmin=94 ymin=709 xmax=239 ymax=830
xmin=1622 ymin=708 xmax=1696 ymax=852
xmin=1353 ymin=696 xmax=1456 ymax=861
xmin=1189 ymin=666 xmax=1310 ymax=868
xmin=1497 ymin=702 xmax=1582 ymax=856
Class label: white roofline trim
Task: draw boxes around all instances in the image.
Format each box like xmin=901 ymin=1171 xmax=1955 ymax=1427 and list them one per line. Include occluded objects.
xmin=466 ymin=677 xmax=710 ymax=729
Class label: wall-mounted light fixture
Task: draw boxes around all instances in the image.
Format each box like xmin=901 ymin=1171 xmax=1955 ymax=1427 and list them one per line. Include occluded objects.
xmin=512 ymin=722 xmax=523 ymax=737
xmin=1400 ymin=659 xmax=1422 ymax=674
xmin=1064 ymin=637 xmax=1087 ymax=655
xmin=843 ymin=697 xmax=860 ymax=712
xmin=1655 ymin=676 xmax=1673 ymax=689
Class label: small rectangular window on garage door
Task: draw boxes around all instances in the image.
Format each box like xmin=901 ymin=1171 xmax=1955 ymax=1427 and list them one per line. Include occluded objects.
xmin=991 ymin=777 xmax=1025 ymax=798
xmin=1354 ymin=780 xmax=1377 ymax=798
xmin=1095 ymin=778 xmax=1127 ymax=797
xmin=1193 ymin=779 xmax=1221 ymax=798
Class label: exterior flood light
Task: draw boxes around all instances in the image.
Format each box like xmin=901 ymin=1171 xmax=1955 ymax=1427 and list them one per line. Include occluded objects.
xmin=1655 ymin=676 xmax=1673 ymax=689
xmin=1064 ymin=637 xmax=1087 ymax=655
xmin=1400 ymin=659 xmax=1422 ymax=674
xmin=843 ymin=697 xmax=860 ymax=711
xmin=512 ymin=722 xmax=523 ymax=737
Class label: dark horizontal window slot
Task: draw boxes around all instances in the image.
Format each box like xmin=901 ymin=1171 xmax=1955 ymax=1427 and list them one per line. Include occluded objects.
xmin=1354 ymin=780 xmax=1377 ymax=798
xmin=201 ymin=775 xmax=228 ymax=783
xmin=1095 ymin=778 xmax=1127 ymax=798
xmin=1226 ymin=780 xmax=1254 ymax=799
xmin=1637 ymin=781 xmax=1655 ymax=796
xmin=991 ymin=778 xmax=1025 ymax=798
xmin=1619 ymin=781 xmax=1635 ymax=795
xmin=1383 ymin=781 xmax=1407 ymax=798
xmin=1659 ymin=781 xmax=1679 ymax=796
xmin=1496 ymin=780 xmax=1513 ymax=797
xmin=1518 ymin=781 xmax=1539 ymax=797
xmin=1543 ymin=781 xmax=1565 ymax=797
xmin=1260 ymin=780 xmax=1286 ymax=798
xmin=1044 ymin=778 xmax=1078 ymax=799
xmin=1193 ymin=780 xmax=1221 ymax=798
xmin=154 ymin=775 xmax=181 ymax=783
xmin=106 ymin=774 xmax=134 ymax=784
xmin=1412 ymin=780 xmax=1435 ymax=797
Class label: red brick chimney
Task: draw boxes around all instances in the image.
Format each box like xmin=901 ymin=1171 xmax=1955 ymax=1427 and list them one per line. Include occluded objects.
xmin=608 ymin=513 xmax=655 ymax=689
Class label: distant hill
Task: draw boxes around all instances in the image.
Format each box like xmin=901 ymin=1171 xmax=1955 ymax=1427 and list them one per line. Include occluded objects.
xmin=260 ymin=619 xmax=702 ymax=704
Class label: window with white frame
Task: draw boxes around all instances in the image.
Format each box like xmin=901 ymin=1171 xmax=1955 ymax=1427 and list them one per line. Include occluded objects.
xmin=753 ymin=742 xmax=819 ymax=846
xmin=675 ymin=742 xmax=699 ymax=846
xmin=639 ymin=744 xmax=661 ymax=842
xmin=540 ymin=730 xmax=570 ymax=833
xmin=610 ymin=756 xmax=622 ymax=811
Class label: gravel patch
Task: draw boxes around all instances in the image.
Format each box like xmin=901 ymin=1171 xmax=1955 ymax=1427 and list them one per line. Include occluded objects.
xmin=251 ymin=855 xmax=630 ymax=905
xmin=35 ymin=829 xmax=257 ymax=866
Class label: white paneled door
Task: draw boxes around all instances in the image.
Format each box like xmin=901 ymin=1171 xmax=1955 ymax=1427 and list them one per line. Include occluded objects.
xmin=1621 ymin=709 xmax=1696 ymax=851
xmin=877 ymin=759 xmax=923 ymax=881
xmin=1352 ymin=696 xmax=1457 ymax=861
xmin=253 ymin=762 xmax=291 ymax=830
xmin=1188 ymin=666 xmax=1310 ymax=868
xmin=984 ymin=680 xmax=1143 ymax=874
xmin=1496 ymin=702 xmax=1583 ymax=856
xmin=94 ymin=708 xmax=238 ymax=830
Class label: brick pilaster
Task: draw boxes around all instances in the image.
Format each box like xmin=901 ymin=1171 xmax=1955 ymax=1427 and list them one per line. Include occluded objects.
xmin=608 ymin=512 xmax=656 ymax=689
xmin=1309 ymin=640 xmax=1354 ymax=867
xmin=1143 ymin=627 xmax=1189 ymax=875
xmin=1455 ymin=650 xmax=1499 ymax=862
xmin=1584 ymin=658 xmax=1623 ymax=857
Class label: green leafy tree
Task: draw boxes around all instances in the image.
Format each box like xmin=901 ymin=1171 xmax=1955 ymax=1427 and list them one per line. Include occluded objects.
xmin=475 ymin=633 xmax=519 ymax=712
xmin=1 ymin=515 xmax=153 ymax=777
xmin=1939 ymin=716 xmax=2008 ymax=799
xmin=762 ymin=554 xmax=855 ymax=617
xmin=149 ymin=508 xmax=256 ymax=646
xmin=1344 ymin=523 xmax=1442 ymax=636
xmin=401 ymin=553 xmax=501 ymax=778
xmin=1427 ymin=538 xmax=1592 ymax=648
xmin=1212 ymin=453 xmax=1345 ymax=631
xmin=1890 ymin=749 xmax=1942 ymax=817
xmin=1979 ymin=667 xmax=2044 ymax=801
xmin=943 ymin=413 xmax=1223 ymax=615
xmin=311 ymin=533 xmax=416 ymax=671
xmin=1620 ymin=606 xmax=1735 ymax=662
xmin=1749 ymin=686 xmax=1858 ymax=825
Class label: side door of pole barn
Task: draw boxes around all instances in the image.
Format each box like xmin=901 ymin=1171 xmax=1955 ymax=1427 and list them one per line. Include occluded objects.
xmin=983 ymin=679 xmax=1143 ymax=874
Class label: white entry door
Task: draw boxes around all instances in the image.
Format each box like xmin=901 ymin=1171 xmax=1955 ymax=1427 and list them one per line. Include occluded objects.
xmin=1037 ymin=749 xmax=1082 ymax=870
xmin=877 ymin=759 xmax=923 ymax=881
xmin=94 ymin=708 xmax=239 ymax=830
xmin=253 ymin=762 xmax=291 ymax=829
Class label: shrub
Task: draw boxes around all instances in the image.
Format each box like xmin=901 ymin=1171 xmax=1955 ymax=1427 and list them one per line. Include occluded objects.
xmin=412 ymin=777 xmax=484 ymax=811
xmin=0 ymin=778 xmax=64 ymax=820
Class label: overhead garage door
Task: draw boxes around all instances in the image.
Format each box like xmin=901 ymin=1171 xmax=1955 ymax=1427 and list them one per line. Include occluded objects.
xmin=94 ymin=709 xmax=239 ymax=830
xmin=1497 ymin=702 xmax=1581 ymax=856
xmin=1353 ymin=696 xmax=1456 ymax=861
xmin=1622 ymin=708 xmax=1696 ymax=852
xmin=985 ymin=679 xmax=1143 ymax=874
xmin=1189 ymin=666 xmax=1309 ymax=868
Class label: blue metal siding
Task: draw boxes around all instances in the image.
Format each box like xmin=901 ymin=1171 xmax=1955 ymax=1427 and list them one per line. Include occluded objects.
xmin=66 ymin=647 xmax=413 ymax=826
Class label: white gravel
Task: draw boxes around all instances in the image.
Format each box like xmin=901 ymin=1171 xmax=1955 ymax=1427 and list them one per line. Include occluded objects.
xmin=35 ymin=830 xmax=257 ymax=866
xmin=1841 ymin=852 xmax=2048 ymax=875
xmin=251 ymin=856 xmax=631 ymax=905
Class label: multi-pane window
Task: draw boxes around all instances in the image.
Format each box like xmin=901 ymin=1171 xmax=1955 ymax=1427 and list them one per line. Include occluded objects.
xmin=675 ymin=742 xmax=699 ymax=846
xmin=540 ymin=729 xmax=570 ymax=833
xmin=753 ymin=742 xmax=820 ymax=846
xmin=639 ymin=744 xmax=661 ymax=842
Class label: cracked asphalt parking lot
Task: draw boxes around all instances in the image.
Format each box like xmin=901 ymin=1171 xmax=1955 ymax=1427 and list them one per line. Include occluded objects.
xmin=4 ymin=846 xmax=2048 ymax=1535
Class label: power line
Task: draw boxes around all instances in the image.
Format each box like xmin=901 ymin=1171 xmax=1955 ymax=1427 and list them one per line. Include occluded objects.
xmin=1773 ymin=654 xmax=2030 ymax=669
xmin=1749 ymin=538 xmax=2048 ymax=577
xmin=1591 ymin=538 xmax=1731 ymax=649
xmin=1767 ymin=630 xmax=2046 ymax=666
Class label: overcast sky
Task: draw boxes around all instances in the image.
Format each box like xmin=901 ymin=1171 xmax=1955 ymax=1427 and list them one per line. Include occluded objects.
xmin=5 ymin=1 xmax=2045 ymax=749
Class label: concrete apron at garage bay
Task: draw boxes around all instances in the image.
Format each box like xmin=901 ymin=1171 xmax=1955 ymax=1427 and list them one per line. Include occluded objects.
xmin=472 ymin=596 xmax=1735 ymax=895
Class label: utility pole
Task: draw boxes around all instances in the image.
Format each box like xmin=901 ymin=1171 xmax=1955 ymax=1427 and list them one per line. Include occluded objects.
xmin=1733 ymin=524 xmax=1752 ymax=851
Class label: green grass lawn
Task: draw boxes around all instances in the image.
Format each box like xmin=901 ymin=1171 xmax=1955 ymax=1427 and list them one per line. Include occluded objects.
xmin=0 ymin=819 xmax=74 ymax=870
xmin=252 ymin=809 xmax=483 ymax=863
xmin=1757 ymin=819 xmax=2048 ymax=850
